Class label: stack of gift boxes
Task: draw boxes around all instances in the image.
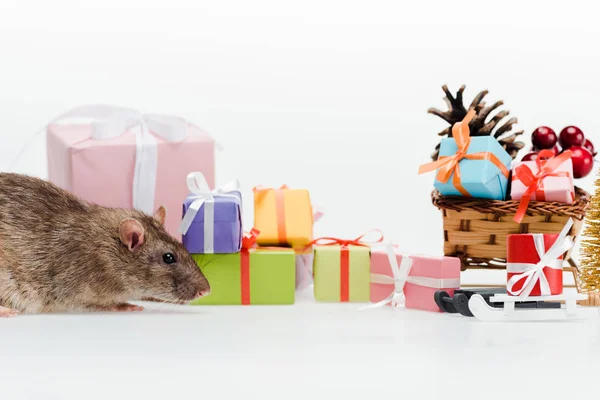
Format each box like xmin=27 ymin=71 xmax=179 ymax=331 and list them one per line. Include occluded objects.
xmin=180 ymin=178 xmax=312 ymax=305
xmin=177 ymin=174 xmax=462 ymax=311
xmin=419 ymin=109 xmax=576 ymax=298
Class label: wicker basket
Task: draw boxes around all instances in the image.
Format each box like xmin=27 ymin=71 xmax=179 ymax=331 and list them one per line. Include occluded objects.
xmin=431 ymin=187 xmax=590 ymax=271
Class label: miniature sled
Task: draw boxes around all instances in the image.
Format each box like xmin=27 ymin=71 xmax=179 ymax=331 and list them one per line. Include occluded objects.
xmin=468 ymin=291 xmax=598 ymax=322
xmin=435 ymin=288 xmax=560 ymax=317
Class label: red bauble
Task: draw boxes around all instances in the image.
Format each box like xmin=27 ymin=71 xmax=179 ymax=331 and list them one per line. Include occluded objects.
xmin=568 ymin=146 xmax=594 ymax=178
xmin=521 ymin=152 xmax=538 ymax=161
xmin=531 ymin=126 xmax=557 ymax=149
xmin=559 ymin=126 xmax=585 ymax=149
xmin=582 ymin=138 xmax=596 ymax=156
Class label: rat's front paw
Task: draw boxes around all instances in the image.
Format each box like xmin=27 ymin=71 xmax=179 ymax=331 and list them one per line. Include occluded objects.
xmin=0 ymin=306 xmax=19 ymax=318
xmin=97 ymin=303 xmax=144 ymax=313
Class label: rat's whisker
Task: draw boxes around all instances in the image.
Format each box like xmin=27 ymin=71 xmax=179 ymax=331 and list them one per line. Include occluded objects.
xmin=197 ymin=254 xmax=224 ymax=271
xmin=149 ymin=293 xmax=187 ymax=306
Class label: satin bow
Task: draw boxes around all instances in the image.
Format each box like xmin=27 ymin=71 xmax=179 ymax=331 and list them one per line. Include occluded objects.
xmin=48 ymin=105 xmax=195 ymax=215
xmin=513 ymin=149 xmax=573 ymax=223
xmin=423 ymin=109 xmax=476 ymax=183
xmin=179 ymin=172 xmax=241 ymax=253
xmin=305 ymin=229 xmax=385 ymax=248
xmin=362 ymin=243 xmax=414 ymax=309
xmin=418 ymin=109 xmax=509 ymax=196
xmin=507 ymin=218 xmax=574 ymax=297
xmin=242 ymin=228 xmax=260 ymax=250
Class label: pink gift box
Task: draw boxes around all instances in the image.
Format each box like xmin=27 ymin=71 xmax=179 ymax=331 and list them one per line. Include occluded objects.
xmin=47 ymin=115 xmax=215 ymax=239
xmin=295 ymin=252 xmax=315 ymax=290
xmin=510 ymin=158 xmax=574 ymax=204
xmin=295 ymin=209 xmax=323 ymax=290
xmin=370 ymin=249 xmax=461 ymax=312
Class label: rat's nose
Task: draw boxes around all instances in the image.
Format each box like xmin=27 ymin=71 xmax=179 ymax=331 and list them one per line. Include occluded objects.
xmin=197 ymin=289 xmax=211 ymax=298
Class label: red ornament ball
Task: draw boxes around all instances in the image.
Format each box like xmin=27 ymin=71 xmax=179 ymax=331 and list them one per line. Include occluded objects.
xmin=582 ymin=138 xmax=596 ymax=156
xmin=568 ymin=146 xmax=594 ymax=179
xmin=531 ymin=126 xmax=557 ymax=149
xmin=559 ymin=126 xmax=585 ymax=149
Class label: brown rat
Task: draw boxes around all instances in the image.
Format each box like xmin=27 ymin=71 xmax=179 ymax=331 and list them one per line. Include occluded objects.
xmin=0 ymin=173 xmax=210 ymax=317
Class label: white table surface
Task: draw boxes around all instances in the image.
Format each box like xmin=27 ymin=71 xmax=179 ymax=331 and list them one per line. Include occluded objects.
xmin=1 ymin=285 xmax=598 ymax=400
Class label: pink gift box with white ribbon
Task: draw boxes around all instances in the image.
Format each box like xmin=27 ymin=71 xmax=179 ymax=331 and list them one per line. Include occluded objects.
xmin=46 ymin=105 xmax=216 ymax=239
xmin=368 ymin=244 xmax=461 ymax=312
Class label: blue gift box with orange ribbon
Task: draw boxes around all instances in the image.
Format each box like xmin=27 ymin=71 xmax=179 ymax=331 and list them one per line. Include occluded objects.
xmin=419 ymin=109 xmax=513 ymax=200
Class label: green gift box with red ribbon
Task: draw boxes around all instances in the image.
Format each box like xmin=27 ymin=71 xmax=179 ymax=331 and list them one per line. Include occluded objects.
xmin=191 ymin=229 xmax=296 ymax=305
xmin=312 ymin=231 xmax=383 ymax=303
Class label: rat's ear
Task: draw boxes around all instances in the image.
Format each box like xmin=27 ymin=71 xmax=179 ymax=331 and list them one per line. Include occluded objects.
xmin=119 ymin=219 xmax=145 ymax=252
xmin=153 ymin=205 xmax=167 ymax=227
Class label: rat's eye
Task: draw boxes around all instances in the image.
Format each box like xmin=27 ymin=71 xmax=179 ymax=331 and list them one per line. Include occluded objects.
xmin=163 ymin=253 xmax=176 ymax=264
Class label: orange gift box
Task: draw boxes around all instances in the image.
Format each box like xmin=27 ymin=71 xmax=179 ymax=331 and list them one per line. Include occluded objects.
xmin=253 ymin=185 xmax=313 ymax=249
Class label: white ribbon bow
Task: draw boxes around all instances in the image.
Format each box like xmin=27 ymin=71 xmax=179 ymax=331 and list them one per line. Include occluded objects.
xmin=179 ymin=172 xmax=241 ymax=253
xmin=506 ymin=218 xmax=574 ymax=298
xmin=361 ymin=243 xmax=460 ymax=310
xmin=48 ymin=105 xmax=193 ymax=215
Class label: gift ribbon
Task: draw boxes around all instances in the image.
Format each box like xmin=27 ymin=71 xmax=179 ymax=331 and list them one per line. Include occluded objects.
xmin=275 ymin=186 xmax=288 ymax=245
xmin=361 ymin=243 xmax=460 ymax=310
xmin=179 ymin=172 xmax=241 ymax=253
xmin=240 ymin=228 xmax=260 ymax=305
xmin=418 ymin=109 xmax=510 ymax=197
xmin=307 ymin=230 xmax=384 ymax=302
xmin=47 ymin=105 xmax=221 ymax=215
xmin=506 ymin=218 xmax=574 ymax=298
xmin=253 ymin=185 xmax=290 ymax=245
xmin=512 ymin=150 xmax=573 ymax=223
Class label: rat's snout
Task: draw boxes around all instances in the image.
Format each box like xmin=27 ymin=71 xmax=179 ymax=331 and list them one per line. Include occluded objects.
xmin=173 ymin=267 xmax=211 ymax=302
xmin=195 ymin=278 xmax=211 ymax=299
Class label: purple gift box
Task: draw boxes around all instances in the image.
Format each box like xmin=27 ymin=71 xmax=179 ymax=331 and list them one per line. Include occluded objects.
xmin=180 ymin=172 xmax=243 ymax=254
xmin=181 ymin=192 xmax=242 ymax=253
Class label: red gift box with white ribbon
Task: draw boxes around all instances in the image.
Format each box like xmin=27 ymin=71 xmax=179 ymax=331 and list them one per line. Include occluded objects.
xmin=506 ymin=219 xmax=574 ymax=297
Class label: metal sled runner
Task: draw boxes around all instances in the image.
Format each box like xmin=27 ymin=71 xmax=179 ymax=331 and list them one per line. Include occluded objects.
xmin=468 ymin=292 xmax=599 ymax=322
xmin=434 ymin=288 xmax=561 ymax=317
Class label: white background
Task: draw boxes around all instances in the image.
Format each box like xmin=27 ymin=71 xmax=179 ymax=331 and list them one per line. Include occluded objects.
xmin=1 ymin=1 xmax=600 ymax=399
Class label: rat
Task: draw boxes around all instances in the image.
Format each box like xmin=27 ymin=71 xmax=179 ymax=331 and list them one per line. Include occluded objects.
xmin=0 ymin=173 xmax=210 ymax=317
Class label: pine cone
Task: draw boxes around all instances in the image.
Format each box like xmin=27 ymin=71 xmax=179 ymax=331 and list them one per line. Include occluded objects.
xmin=429 ymin=85 xmax=525 ymax=161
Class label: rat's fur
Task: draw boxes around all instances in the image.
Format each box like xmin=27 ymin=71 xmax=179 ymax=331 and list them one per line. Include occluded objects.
xmin=0 ymin=173 xmax=210 ymax=316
